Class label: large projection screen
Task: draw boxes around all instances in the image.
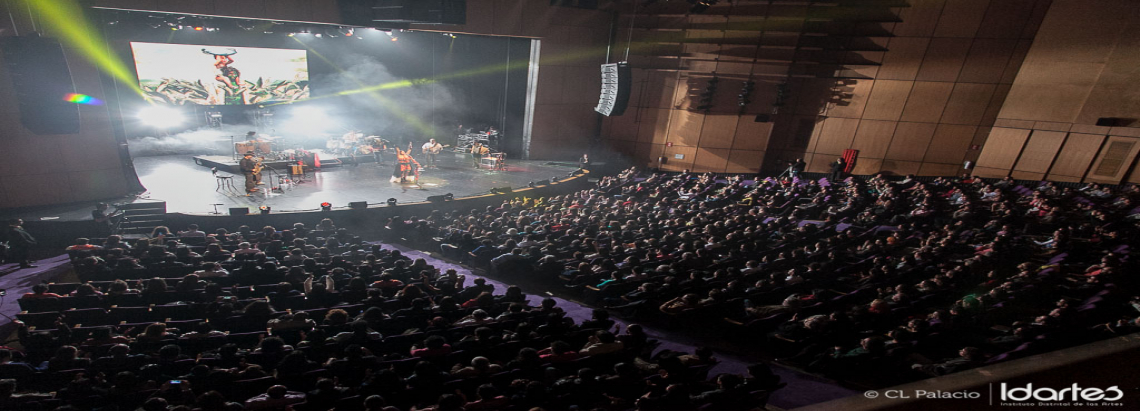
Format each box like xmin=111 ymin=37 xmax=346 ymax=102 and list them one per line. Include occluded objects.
xmin=130 ymin=42 xmax=309 ymax=105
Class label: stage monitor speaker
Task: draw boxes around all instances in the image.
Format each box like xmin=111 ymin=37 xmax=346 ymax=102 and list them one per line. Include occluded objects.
xmin=426 ymin=195 xmax=447 ymax=203
xmin=491 ymin=186 xmax=513 ymax=194
xmin=229 ymin=207 xmax=249 ymax=216
xmin=1 ymin=36 xmax=81 ymax=135
xmin=349 ymin=201 xmax=368 ymax=209
xmin=755 ymin=114 xmax=771 ymax=122
xmin=595 ymin=62 xmax=631 ymax=116
xmin=1095 ymin=117 xmax=1136 ymax=127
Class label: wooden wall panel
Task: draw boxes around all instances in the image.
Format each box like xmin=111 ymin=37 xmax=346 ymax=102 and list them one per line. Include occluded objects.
xmin=850 ymin=158 xmax=883 ymax=175
xmin=732 ymin=117 xmax=773 ymax=151
xmin=933 ymin=0 xmax=990 ymax=38
xmin=813 ymin=118 xmax=861 ymax=155
xmin=924 ymin=124 xmax=978 ymax=164
xmin=667 ymin=110 xmax=704 ymax=146
xmin=973 ymin=166 xmax=1010 ymax=178
xmin=693 ymin=148 xmax=731 ymax=172
xmin=916 ymin=38 xmax=973 ymax=82
xmin=976 ymin=127 xmax=1031 ymax=169
xmin=862 ymin=80 xmax=914 ymax=121
xmin=850 ymin=120 xmax=898 ymax=159
xmin=825 ymin=79 xmax=874 ymax=119
xmin=880 ymin=159 xmax=922 ymax=175
xmin=892 ymin=0 xmax=947 ymax=37
xmin=1086 ymin=136 xmax=1140 ymax=183
xmin=1013 ymin=130 xmax=1066 ymax=173
xmin=698 ymin=115 xmax=739 ymax=149
xmin=638 ymin=108 xmax=672 ymax=144
xmin=877 ymin=37 xmax=931 ymax=80
xmin=886 ymin=122 xmax=939 ymax=161
xmin=1010 ymin=171 xmax=1046 ymax=181
xmin=1048 ymin=133 xmax=1106 ymax=179
xmin=919 ymin=162 xmax=963 ymax=176
xmin=726 ymin=150 xmax=765 ymax=173
xmin=958 ymin=38 xmax=1017 ymax=83
xmin=661 ymin=145 xmax=698 ymax=171
xmin=941 ymin=83 xmax=997 ymax=125
xmin=976 ymin=0 xmax=1038 ymax=39
xmin=899 ymin=82 xmax=955 ymax=123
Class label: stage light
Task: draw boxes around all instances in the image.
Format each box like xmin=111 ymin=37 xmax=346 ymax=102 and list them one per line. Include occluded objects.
xmin=64 ymin=93 xmax=103 ymax=106
xmin=137 ymin=106 xmax=185 ymax=128
xmin=390 ymin=37 xmax=398 ymax=42
xmin=171 ymin=27 xmax=178 ymax=31
xmin=387 ymin=198 xmax=398 ymax=206
xmin=193 ymin=26 xmax=204 ymax=31
xmin=444 ymin=193 xmax=454 ymax=201
xmin=259 ymin=205 xmax=271 ymax=215
xmin=314 ymin=33 xmax=322 ymax=38
xmin=338 ymin=27 xmax=355 ymax=37
xmin=552 ymin=176 xmax=560 ymax=183
xmin=320 ymin=202 xmax=332 ymax=211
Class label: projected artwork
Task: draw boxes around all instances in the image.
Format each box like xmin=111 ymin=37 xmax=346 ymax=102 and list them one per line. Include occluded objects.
xmin=131 ymin=42 xmax=309 ymax=105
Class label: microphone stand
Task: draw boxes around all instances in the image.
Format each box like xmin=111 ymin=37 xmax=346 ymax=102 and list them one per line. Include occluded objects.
xmin=261 ymin=163 xmax=288 ymax=192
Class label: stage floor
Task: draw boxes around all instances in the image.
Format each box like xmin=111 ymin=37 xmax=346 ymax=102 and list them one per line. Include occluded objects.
xmin=132 ymin=153 xmax=578 ymax=215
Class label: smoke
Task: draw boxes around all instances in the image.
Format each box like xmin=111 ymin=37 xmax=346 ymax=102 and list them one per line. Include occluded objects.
xmin=127 ymin=125 xmax=254 ymax=157
xmin=315 ymin=52 xmax=459 ymax=140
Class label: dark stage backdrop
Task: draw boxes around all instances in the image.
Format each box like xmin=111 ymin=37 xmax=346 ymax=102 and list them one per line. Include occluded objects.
xmin=104 ymin=23 xmax=530 ymax=157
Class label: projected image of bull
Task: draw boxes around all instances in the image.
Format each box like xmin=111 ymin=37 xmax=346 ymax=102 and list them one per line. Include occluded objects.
xmin=131 ymin=42 xmax=309 ymax=105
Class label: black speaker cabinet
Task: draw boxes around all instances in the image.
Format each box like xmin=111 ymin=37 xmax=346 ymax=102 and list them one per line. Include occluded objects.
xmin=595 ymin=62 xmax=631 ymax=116
xmin=229 ymin=207 xmax=250 ymax=216
xmin=1 ymin=36 xmax=81 ymax=135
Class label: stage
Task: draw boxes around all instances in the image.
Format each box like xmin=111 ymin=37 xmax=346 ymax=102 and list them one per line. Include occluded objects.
xmin=137 ymin=152 xmax=578 ymax=215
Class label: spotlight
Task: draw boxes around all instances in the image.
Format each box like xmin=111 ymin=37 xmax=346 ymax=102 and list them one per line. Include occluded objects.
xmin=391 ymin=37 xmax=398 ymax=42
xmin=288 ymin=33 xmax=295 ymax=37
xmin=193 ymin=26 xmax=204 ymax=31
xmin=320 ymin=202 xmax=332 ymax=211
xmin=528 ymin=181 xmax=536 ymax=188
xmin=444 ymin=193 xmax=454 ymax=201
xmin=259 ymin=205 xmax=271 ymax=215
xmin=387 ymin=198 xmax=398 ymax=206
xmin=137 ymin=106 xmax=185 ymax=128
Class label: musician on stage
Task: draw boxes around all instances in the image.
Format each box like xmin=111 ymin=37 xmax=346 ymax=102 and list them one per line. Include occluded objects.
xmin=422 ymin=138 xmax=443 ymax=168
xmin=372 ymin=137 xmax=388 ymax=165
xmin=240 ymin=151 xmax=261 ymax=193
xmin=393 ymin=147 xmax=421 ymax=184
xmin=471 ymin=142 xmax=487 ymax=168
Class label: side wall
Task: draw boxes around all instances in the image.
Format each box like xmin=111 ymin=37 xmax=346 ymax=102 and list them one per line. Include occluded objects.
xmin=599 ymin=0 xmax=1050 ymax=176
xmin=973 ymin=0 xmax=1140 ymax=183
xmin=0 ymin=1 xmax=138 ymax=209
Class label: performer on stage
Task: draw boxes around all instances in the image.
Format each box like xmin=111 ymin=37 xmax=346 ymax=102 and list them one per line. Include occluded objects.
xmin=422 ymin=138 xmax=443 ymax=168
xmin=392 ymin=147 xmax=421 ymax=184
xmin=579 ymin=153 xmax=591 ymax=171
xmin=471 ymin=142 xmax=487 ymax=168
xmin=371 ymin=137 xmax=388 ymax=165
xmin=240 ymin=151 xmax=262 ymax=193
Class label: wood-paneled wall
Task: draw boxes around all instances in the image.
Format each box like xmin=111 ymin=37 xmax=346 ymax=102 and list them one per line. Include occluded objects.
xmin=972 ymin=0 xmax=1140 ymax=184
xmin=600 ymin=0 xmax=1051 ymax=176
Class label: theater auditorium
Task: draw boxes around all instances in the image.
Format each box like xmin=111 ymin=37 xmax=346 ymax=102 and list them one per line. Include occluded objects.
xmin=2 ymin=1 xmax=1140 ymax=410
